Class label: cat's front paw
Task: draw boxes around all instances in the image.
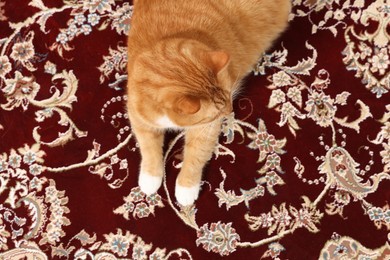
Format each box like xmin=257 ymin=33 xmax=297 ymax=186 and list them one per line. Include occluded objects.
xmin=175 ymin=181 xmax=200 ymax=206
xmin=138 ymin=171 xmax=162 ymax=195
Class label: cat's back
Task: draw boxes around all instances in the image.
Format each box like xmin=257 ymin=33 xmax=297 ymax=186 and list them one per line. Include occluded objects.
xmin=129 ymin=0 xmax=291 ymax=49
xmin=129 ymin=0 xmax=232 ymax=42
xmin=131 ymin=0 xmax=290 ymax=26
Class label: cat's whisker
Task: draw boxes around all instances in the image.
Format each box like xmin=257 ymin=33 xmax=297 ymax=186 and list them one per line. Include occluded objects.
xmin=231 ymin=73 xmax=244 ymax=101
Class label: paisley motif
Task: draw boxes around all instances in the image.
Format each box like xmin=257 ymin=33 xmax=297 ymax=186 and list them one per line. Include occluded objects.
xmin=320 ymin=235 xmax=390 ymax=260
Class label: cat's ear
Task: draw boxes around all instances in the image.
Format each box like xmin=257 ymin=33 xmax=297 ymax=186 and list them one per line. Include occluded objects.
xmin=174 ymin=95 xmax=201 ymax=115
xmin=207 ymin=51 xmax=230 ymax=74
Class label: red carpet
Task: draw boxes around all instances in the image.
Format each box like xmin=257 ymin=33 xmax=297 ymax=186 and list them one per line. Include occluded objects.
xmin=0 ymin=0 xmax=389 ymax=259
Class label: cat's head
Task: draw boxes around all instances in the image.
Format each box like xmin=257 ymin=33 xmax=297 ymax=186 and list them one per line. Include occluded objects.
xmin=127 ymin=39 xmax=233 ymax=128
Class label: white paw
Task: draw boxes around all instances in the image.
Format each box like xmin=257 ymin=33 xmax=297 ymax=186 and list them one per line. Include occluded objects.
xmin=175 ymin=181 xmax=200 ymax=206
xmin=138 ymin=171 xmax=162 ymax=195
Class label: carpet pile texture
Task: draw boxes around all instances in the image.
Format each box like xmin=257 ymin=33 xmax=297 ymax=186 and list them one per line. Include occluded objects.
xmin=0 ymin=0 xmax=389 ymax=259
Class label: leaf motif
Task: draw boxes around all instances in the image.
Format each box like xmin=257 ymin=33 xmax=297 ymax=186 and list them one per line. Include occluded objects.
xmin=334 ymin=100 xmax=372 ymax=133
xmin=62 ymin=216 xmax=71 ymax=226
xmin=351 ymin=9 xmax=362 ymax=22
xmin=268 ymin=221 xmax=277 ymax=235
xmin=178 ymin=206 xmax=199 ymax=230
xmin=289 ymin=205 xmax=298 ymax=216
xmin=73 ymin=249 xmax=94 ymax=259
xmin=335 ymin=91 xmax=351 ymax=105
xmin=51 ymin=244 xmax=75 ymax=258
xmin=324 ymin=10 xmax=333 ymax=21
xmin=378 ymin=105 xmax=390 ymax=124
xmin=283 ymin=42 xmax=318 ymax=75
xmin=214 ymin=144 xmax=235 ymax=163
xmin=33 ymin=109 xmax=88 ymax=147
xmin=301 ymin=196 xmax=312 ymax=207
xmin=269 ymin=48 xmax=288 ymax=66
xmin=258 ymin=151 xmax=267 ymax=163
xmin=244 ymin=213 xmax=263 ymax=231
xmin=312 ymin=25 xmax=318 ymax=34
xmin=215 ymin=168 xmax=247 ymax=210
xmin=89 ymin=241 xmax=102 ymax=251
xmin=287 ymin=117 xmax=301 ymax=132
xmin=28 ymin=0 xmax=48 ymax=10
xmin=74 ymin=230 xmax=97 ymax=246
xmin=296 ymin=9 xmax=306 ymax=16
xmin=113 ymin=205 xmax=130 ymax=220
xmin=36 ymin=11 xmax=55 ymax=33
xmin=221 ymin=114 xmax=245 ymax=144
xmin=32 ymin=70 xmax=78 ymax=109
xmin=257 ymin=165 xmax=268 ymax=174
xmin=271 ymin=205 xmax=279 ymax=215
xmin=342 ymin=0 xmax=351 ymax=9
xmin=257 ymin=119 xmax=268 ymax=133
xmin=329 ymin=26 xmax=338 ymax=37
xmin=0 ymin=37 xmax=7 ymax=47
xmin=85 ymin=150 xmax=97 ymax=163
xmin=234 ymin=124 xmax=245 ymax=141
xmin=287 ymin=87 xmax=302 ymax=107
xmin=98 ymin=19 xmax=111 ymax=31
xmin=288 ymin=125 xmax=297 ymax=137
xmin=37 ymin=127 xmax=73 ymax=147
xmin=215 ymin=188 xmax=244 ymax=210
xmin=247 ymin=141 xmax=258 ymax=150
xmin=268 ymin=89 xmax=286 ymax=108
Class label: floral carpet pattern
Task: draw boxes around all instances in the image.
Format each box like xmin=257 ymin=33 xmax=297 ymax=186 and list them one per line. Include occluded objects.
xmin=0 ymin=0 xmax=389 ymax=259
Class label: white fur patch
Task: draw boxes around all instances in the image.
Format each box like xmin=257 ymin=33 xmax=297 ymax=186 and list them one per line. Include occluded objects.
xmin=138 ymin=171 xmax=162 ymax=195
xmin=156 ymin=115 xmax=179 ymax=128
xmin=175 ymin=181 xmax=200 ymax=206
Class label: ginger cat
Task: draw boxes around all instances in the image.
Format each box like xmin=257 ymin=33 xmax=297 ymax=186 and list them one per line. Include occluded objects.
xmin=127 ymin=0 xmax=291 ymax=206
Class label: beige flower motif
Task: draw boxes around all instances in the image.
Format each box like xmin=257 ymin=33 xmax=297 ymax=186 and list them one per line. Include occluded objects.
xmin=101 ymin=229 xmax=135 ymax=257
xmin=281 ymin=102 xmax=298 ymax=118
xmin=369 ymin=48 xmax=389 ymax=75
xmin=358 ymin=42 xmax=372 ymax=60
xmin=44 ymin=61 xmax=57 ymax=75
xmin=196 ymin=222 xmax=240 ymax=256
xmin=17 ymin=143 xmax=46 ymax=165
xmin=287 ymin=86 xmax=302 ymax=107
xmin=268 ymin=89 xmax=286 ymax=108
xmin=333 ymin=9 xmax=346 ymax=20
xmin=9 ymin=32 xmax=38 ymax=71
xmin=56 ymin=32 xmax=68 ymax=44
xmin=272 ymin=71 xmax=292 ymax=87
xmin=305 ymin=91 xmax=336 ymax=127
xmin=10 ymin=40 xmax=35 ymax=62
xmin=1 ymin=71 xmax=40 ymax=111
